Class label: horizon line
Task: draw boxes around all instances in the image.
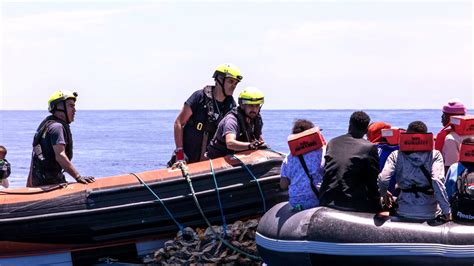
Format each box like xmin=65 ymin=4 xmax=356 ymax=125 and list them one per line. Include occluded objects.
xmin=0 ymin=108 xmax=442 ymax=111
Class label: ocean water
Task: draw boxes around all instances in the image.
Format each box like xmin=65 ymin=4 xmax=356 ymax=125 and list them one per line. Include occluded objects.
xmin=0 ymin=109 xmax=442 ymax=188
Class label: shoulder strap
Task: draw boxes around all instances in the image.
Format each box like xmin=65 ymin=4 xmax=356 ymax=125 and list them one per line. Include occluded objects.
xmin=203 ymin=86 xmax=216 ymax=122
xmin=419 ymin=164 xmax=433 ymax=188
xmin=231 ymin=107 xmax=251 ymax=142
xmin=297 ymin=155 xmax=319 ymax=198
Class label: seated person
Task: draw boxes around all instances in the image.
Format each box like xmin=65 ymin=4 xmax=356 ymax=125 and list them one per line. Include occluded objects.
xmin=378 ymin=121 xmax=451 ymax=220
xmin=207 ymin=87 xmax=267 ymax=159
xmin=0 ymin=145 xmax=10 ymax=188
xmin=280 ymin=119 xmax=325 ymax=210
xmin=367 ymin=121 xmax=403 ymax=194
xmin=319 ymin=111 xmax=382 ymax=213
xmin=445 ymin=137 xmax=474 ymax=223
xmin=434 ymin=98 xmax=469 ymax=172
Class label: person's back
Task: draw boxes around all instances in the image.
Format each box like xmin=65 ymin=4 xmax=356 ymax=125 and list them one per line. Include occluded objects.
xmin=379 ymin=121 xmax=451 ymax=220
xmin=319 ymin=111 xmax=382 ymax=213
xmin=280 ymin=119 xmax=325 ymax=210
xmin=446 ymin=137 xmax=474 ymax=223
xmin=367 ymin=122 xmax=403 ymax=194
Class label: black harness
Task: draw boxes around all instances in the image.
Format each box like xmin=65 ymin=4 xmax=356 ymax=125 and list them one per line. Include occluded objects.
xmin=228 ymin=107 xmax=263 ymax=143
xmin=31 ymin=116 xmax=73 ymax=185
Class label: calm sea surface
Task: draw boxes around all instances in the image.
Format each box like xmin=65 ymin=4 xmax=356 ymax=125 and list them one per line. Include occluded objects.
xmin=0 ymin=109 xmax=442 ymax=188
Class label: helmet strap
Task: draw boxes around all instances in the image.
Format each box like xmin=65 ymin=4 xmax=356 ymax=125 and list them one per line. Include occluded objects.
xmin=215 ymin=76 xmax=228 ymax=97
xmin=54 ymin=101 xmax=70 ymax=124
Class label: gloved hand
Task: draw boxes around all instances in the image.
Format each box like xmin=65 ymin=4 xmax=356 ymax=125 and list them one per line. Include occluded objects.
xmin=76 ymin=175 xmax=96 ymax=184
xmin=171 ymin=148 xmax=188 ymax=169
xmin=248 ymin=140 xmax=267 ymax=150
xmin=175 ymin=148 xmax=185 ymax=162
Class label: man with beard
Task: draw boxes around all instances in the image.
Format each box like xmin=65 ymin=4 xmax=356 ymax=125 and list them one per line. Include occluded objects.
xmin=207 ymin=87 xmax=267 ymax=159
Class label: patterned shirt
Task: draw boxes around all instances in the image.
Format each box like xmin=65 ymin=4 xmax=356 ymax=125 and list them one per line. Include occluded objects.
xmin=281 ymin=149 xmax=324 ymax=209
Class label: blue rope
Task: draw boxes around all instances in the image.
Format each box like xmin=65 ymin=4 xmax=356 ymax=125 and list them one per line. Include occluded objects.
xmin=209 ymin=158 xmax=228 ymax=237
xmin=232 ymin=155 xmax=267 ymax=212
xmin=130 ymin=173 xmax=184 ymax=232
xmin=179 ymin=164 xmax=262 ymax=261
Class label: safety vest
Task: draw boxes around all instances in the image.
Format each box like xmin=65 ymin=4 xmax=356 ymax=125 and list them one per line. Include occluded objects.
xmin=207 ymin=107 xmax=263 ymax=159
xmin=31 ymin=116 xmax=73 ymax=184
xmin=183 ymin=86 xmax=235 ymax=163
xmin=287 ymin=127 xmax=325 ymax=199
xmin=450 ymin=115 xmax=474 ymax=136
xmin=460 ymin=142 xmax=474 ymax=163
xmin=228 ymin=107 xmax=263 ymax=143
xmin=381 ymin=128 xmax=404 ymax=146
xmin=399 ymin=133 xmax=434 ymax=152
xmin=434 ymin=126 xmax=453 ymax=152
xmin=288 ymin=127 xmax=325 ymax=156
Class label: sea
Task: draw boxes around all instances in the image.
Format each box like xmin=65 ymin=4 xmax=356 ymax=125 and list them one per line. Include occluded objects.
xmin=0 ymin=109 xmax=442 ymax=189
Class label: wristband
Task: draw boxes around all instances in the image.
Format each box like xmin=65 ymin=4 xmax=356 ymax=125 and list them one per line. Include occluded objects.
xmin=175 ymin=148 xmax=185 ymax=161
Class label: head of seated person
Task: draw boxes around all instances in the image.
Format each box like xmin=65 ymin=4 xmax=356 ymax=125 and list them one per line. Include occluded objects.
xmin=406 ymin=121 xmax=428 ymax=134
xmin=292 ymin=119 xmax=315 ymax=134
xmin=348 ymin=111 xmax=370 ymax=139
xmin=402 ymin=121 xmax=429 ymax=155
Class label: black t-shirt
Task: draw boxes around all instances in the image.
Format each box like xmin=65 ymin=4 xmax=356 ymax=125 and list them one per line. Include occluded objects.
xmin=182 ymin=87 xmax=236 ymax=163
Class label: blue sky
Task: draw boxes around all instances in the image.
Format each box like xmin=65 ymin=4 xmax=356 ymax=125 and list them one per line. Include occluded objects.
xmin=0 ymin=1 xmax=472 ymax=110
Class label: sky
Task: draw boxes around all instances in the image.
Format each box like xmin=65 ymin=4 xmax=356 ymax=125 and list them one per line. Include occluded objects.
xmin=0 ymin=1 xmax=472 ymax=110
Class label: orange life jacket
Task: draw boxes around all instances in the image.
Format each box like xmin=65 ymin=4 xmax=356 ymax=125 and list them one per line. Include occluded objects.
xmin=459 ymin=142 xmax=474 ymax=163
xmin=399 ymin=133 xmax=434 ymax=152
xmin=450 ymin=115 xmax=474 ymax=136
xmin=288 ymin=127 xmax=325 ymax=156
xmin=381 ymin=128 xmax=404 ymax=146
xmin=434 ymin=125 xmax=452 ymax=152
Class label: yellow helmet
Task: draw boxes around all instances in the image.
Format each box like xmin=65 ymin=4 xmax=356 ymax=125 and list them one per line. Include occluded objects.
xmin=212 ymin=63 xmax=243 ymax=81
xmin=238 ymin=87 xmax=264 ymax=105
xmin=48 ymin=90 xmax=78 ymax=112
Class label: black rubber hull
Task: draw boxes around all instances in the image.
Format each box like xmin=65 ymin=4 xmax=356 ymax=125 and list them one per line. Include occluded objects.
xmin=0 ymin=154 xmax=286 ymax=246
xmin=256 ymin=202 xmax=474 ymax=266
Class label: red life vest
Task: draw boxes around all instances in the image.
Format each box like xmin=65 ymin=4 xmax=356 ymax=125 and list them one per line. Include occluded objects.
xmin=381 ymin=128 xmax=404 ymax=146
xmin=434 ymin=125 xmax=452 ymax=152
xmin=450 ymin=115 xmax=474 ymax=136
xmin=399 ymin=133 xmax=434 ymax=152
xmin=459 ymin=142 xmax=474 ymax=163
xmin=288 ymin=127 xmax=325 ymax=156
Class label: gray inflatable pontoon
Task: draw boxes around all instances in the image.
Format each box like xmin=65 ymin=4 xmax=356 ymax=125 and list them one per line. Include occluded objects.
xmin=256 ymin=202 xmax=474 ymax=266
